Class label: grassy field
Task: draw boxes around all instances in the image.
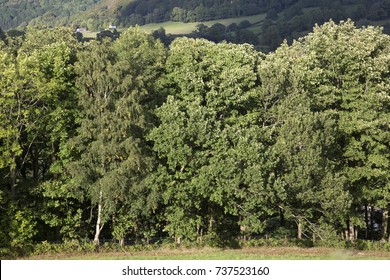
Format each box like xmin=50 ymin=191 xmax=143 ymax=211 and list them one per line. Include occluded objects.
xmin=24 ymin=247 xmax=390 ymax=260
xmin=79 ymin=13 xmax=266 ymax=39
xmin=138 ymin=14 xmax=266 ymax=35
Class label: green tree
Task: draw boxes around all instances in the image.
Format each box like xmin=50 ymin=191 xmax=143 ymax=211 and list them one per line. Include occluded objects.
xmin=0 ymin=27 xmax=80 ymax=250
xmin=148 ymin=38 xmax=278 ymax=243
xmin=300 ymin=20 xmax=390 ymax=241
xmin=67 ymin=28 xmax=166 ymax=245
xmin=258 ymin=42 xmax=349 ymax=240
xmin=261 ymin=20 xmax=390 ymax=241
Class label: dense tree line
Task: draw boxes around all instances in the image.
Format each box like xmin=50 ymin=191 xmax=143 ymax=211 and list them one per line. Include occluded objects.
xmin=117 ymin=0 xmax=390 ymax=26
xmin=1 ymin=0 xmax=390 ymax=31
xmin=0 ymin=0 xmax=100 ymax=30
xmin=118 ymin=0 xmax=292 ymax=26
xmin=2 ymin=1 xmax=390 ymax=53
xmin=0 ymin=20 xmax=389 ymax=256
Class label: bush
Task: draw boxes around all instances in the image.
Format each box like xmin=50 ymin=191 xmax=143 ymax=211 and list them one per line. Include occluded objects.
xmin=32 ymin=240 xmax=99 ymax=256
xmin=353 ymin=240 xmax=390 ymax=251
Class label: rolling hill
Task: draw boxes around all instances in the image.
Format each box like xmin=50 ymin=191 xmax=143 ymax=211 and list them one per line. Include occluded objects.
xmin=1 ymin=0 xmax=390 ymax=51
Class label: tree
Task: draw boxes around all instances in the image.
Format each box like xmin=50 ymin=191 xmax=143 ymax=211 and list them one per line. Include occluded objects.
xmin=148 ymin=38 xmax=278 ymax=243
xmin=300 ymin=20 xmax=390 ymax=241
xmin=258 ymin=41 xmax=349 ymax=240
xmin=67 ymin=28 xmax=166 ymax=245
xmin=0 ymin=27 xmax=80 ymax=250
xmin=170 ymin=7 xmax=187 ymax=22
xmin=260 ymin=20 xmax=390 ymax=241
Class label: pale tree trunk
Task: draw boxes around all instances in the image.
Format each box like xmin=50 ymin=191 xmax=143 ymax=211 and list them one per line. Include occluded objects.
xmin=349 ymin=223 xmax=355 ymax=241
xmin=365 ymin=205 xmax=369 ymax=239
xmin=197 ymin=223 xmax=203 ymax=243
xmin=297 ymin=220 xmax=302 ymax=240
xmin=382 ymin=209 xmax=388 ymax=241
xmin=94 ymin=190 xmax=104 ymax=245
xmin=354 ymin=227 xmax=358 ymax=240
xmin=370 ymin=206 xmax=374 ymax=241
xmin=345 ymin=218 xmax=354 ymax=241
xmin=208 ymin=210 xmax=215 ymax=234
xmin=240 ymin=223 xmax=247 ymax=241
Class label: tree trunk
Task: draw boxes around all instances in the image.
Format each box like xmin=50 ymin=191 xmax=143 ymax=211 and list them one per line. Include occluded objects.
xmin=32 ymin=144 xmax=39 ymax=179
xmin=365 ymin=205 xmax=369 ymax=239
xmin=279 ymin=208 xmax=285 ymax=227
xmin=94 ymin=190 xmax=104 ymax=246
xmin=345 ymin=218 xmax=351 ymax=241
xmin=370 ymin=206 xmax=374 ymax=241
xmin=297 ymin=220 xmax=302 ymax=240
xmin=349 ymin=223 xmax=355 ymax=242
xmin=354 ymin=227 xmax=358 ymax=240
xmin=382 ymin=209 xmax=388 ymax=241
xmin=10 ymin=166 xmax=16 ymax=200
xmin=196 ymin=223 xmax=202 ymax=243
xmin=208 ymin=211 xmax=215 ymax=234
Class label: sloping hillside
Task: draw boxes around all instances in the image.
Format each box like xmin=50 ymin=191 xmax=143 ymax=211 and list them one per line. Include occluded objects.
xmin=0 ymin=0 xmax=136 ymax=30
xmin=2 ymin=0 xmax=390 ymax=32
xmin=1 ymin=0 xmax=390 ymax=52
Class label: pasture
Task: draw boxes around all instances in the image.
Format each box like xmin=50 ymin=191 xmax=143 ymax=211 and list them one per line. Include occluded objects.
xmin=136 ymin=14 xmax=266 ymax=35
xmin=24 ymin=246 xmax=390 ymax=260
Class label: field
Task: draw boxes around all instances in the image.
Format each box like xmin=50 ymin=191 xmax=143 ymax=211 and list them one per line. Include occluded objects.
xmin=79 ymin=13 xmax=267 ymax=40
xmin=138 ymin=14 xmax=266 ymax=35
xmin=24 ymin=247 xmax=390 ymax=260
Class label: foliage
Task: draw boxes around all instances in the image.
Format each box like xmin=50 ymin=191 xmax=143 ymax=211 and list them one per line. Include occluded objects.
xmin=65 ymin=27 xmax=166 ymax=244
xmin=0 ymin=21 xmax=389 ymax=257
xmin=2 ymin=1 xmax=390 ymax=52
xmin=8 ymin=206 xmax=37 ymax=251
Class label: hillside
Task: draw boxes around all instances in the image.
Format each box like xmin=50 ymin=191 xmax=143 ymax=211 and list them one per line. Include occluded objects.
xmin=1 ymin=0 xmax=390 ymax=30
xmin=0 ymin=0 xmax=136 ymax=30
xmin=1 ymin=0 xmax=390 ymax=51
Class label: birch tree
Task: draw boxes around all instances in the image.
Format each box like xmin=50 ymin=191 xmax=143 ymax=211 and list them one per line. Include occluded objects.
xmin=68 ymin=28 xmax=166 ymax=245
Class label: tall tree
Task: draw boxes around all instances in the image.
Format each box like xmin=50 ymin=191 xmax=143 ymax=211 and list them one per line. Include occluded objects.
xmin=67 ymin=28 xmax=166 ymax=245
xmin=261 ymin=20 xmax=390 ymax=241
xmin=300 ymin=20 xmax=390 ymax=240
xmin=0 ymin=27 xmax=80 ymax=249
xmin=148 ymin=38 xmax=281 ymax=243
xmin=259 ymin=41 xmax=351 ymax=240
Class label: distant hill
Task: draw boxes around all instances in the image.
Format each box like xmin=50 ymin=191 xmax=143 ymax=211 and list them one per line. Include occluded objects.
xmin=1 ymin=0 xmax=390 ymax=30
xmin=0 ymin=0 xmax=135 ymax=30
xmin=1 ymin=0 xmax=390 ymax=51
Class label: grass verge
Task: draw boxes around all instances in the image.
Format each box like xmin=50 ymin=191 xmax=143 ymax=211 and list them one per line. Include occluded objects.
xmin=21 ymin=246 xmax=390 ymax=260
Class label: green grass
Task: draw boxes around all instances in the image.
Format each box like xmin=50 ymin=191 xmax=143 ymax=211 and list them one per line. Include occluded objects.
xmin=81 ymin=31 xmax=98 ymax=39
xmin=78 ymin=14 xmax=267 ymax=39
xmin=24 ymin=247 xmax=390 ymax=260
xmin=138 ymin=14 xmax=267 ymax=35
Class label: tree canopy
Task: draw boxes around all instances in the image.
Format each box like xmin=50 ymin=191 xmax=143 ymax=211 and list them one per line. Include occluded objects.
xmin=0 ymin=20 xmax=389 ymax=257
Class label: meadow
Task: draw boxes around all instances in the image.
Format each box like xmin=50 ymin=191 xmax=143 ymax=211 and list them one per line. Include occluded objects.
xmin=23 ymin=246 xmax=390 ymax=260
xmin=138 ymin=13 xmax=266 ymax=35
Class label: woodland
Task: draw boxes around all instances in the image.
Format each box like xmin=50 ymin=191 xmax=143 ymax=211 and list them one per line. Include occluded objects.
xmin=1 ymin=0 xmax=390 ymax=52
xmin=0 ymin=19 xmax=389 ymax=257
